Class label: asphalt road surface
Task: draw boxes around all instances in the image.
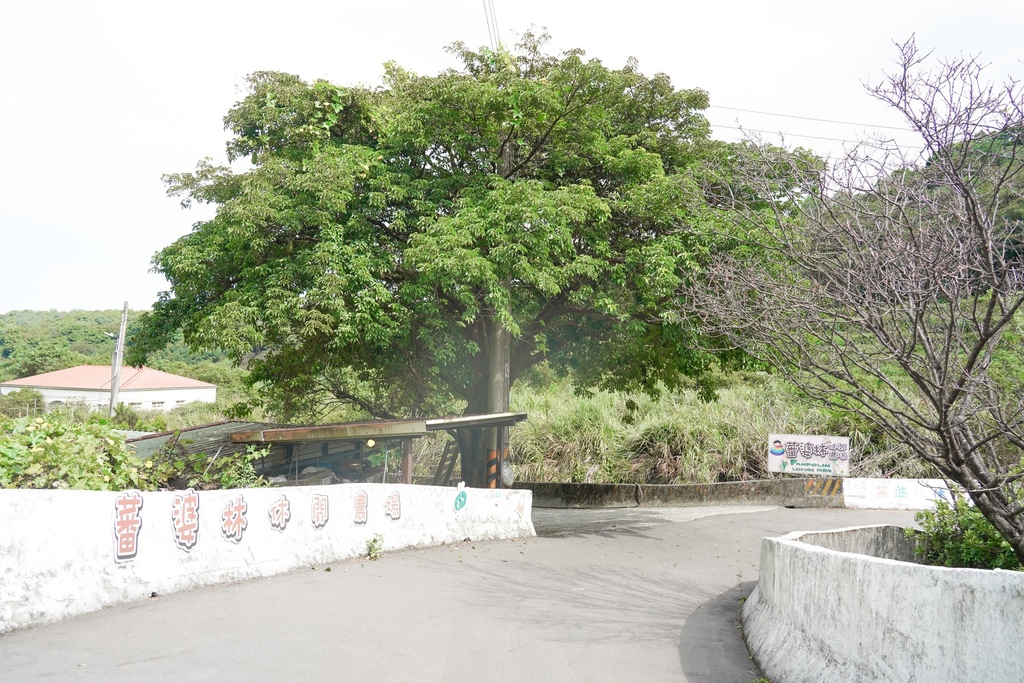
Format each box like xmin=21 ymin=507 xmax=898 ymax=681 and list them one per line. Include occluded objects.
xmin=0 ymin=505 xmax=917 ymax=682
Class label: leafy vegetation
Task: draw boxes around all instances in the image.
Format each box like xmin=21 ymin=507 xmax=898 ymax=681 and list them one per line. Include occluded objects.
xmin=0 ymin=411 xmax=265 ymax=491
xmin=148 ymin=434 xmax=268 ymax=490
xmin=507 ymin=372 xmax=932 ymax=484
xmin=366 ymin=533 xmax=385 ymax=560
xmin=0 ymin=389 xmax=45 ymax=418
xmin=129 ymin=33 xmax=773 ymax=485
xmin=0 ymin=414 xmax=161 ymax=490
xmin=910 ymin=499 xmax=1021 ymax=570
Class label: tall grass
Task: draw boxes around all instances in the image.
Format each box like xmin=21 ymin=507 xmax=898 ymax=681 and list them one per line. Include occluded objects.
xmin=508 ymin=372 xmax=935 ymax=484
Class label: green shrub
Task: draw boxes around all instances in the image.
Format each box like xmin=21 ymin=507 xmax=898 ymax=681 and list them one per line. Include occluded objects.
xmin=149 ymin=433 xmax=269 ymax=490
xmin=0 ymin=414 xmax=161 ymax=490
xmin=910 ymin=498 xmax=1021 ymax=570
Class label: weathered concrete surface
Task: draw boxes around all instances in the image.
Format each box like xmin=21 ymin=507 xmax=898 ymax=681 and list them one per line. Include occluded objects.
xmin=843 ymin=478 xmax=955 ymax=510
xmin=0 ymin=484 xmax=533 ymax=635
xmin=744 ymin=525 xmax=1024 ymax=683
xmin=519 ymin=478 xmax=845 ymax=509
xmin=798 ymin=524 xmax=920 ymax=563
xmin=0 ymin=507 xmax=916 ymax=682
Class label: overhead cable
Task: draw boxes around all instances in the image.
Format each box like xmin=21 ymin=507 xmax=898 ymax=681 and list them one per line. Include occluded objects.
xmin=709 ymin=104 xmax=913 ymax=131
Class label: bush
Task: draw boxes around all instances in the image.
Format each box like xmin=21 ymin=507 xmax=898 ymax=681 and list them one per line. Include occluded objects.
xmin=0 ymin=413 xmax=268 ymax=491
xmin=910 ymin=498 xmax=1021 ymax=570
xmin=149 ymin=433 xmax=268 ymax=490
xmin=0 ymin=414 xmax=161 ymax=490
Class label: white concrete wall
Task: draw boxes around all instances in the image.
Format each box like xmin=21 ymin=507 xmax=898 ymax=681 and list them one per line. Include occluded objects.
xmin=0 ymin=484 xmax=534 ymax=634
xmin=119 ymin=386 xmax=218 ymax=411
xmin=843 ymin=477 xmax=955 ymax=510
xmin=0 ymin=386 xmax=216 ymax=412
xmin=743 ymin=525 xmax=1024 ymax=683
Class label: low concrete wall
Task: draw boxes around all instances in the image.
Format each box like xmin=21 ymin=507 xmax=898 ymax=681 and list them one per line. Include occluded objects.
xmin=0 ymin=484 xmax=533 ymax=635
xmin=743 ymin=525 xmax=1024 ymax=683
xmin=520 ymin=478 xmax=951 ymax=510
xmin=843 ymin=478 xmax=954 ymax=510
xmin=519 ymin=478 xmax=844 ymax=508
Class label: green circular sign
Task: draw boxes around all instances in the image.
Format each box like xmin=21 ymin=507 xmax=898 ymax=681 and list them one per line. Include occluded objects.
xmin=454 ymin=491 xmax=467 ymax=512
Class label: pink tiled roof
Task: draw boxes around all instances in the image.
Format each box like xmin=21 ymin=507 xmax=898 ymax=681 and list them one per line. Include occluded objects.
xmin=0 ymin=365 xmax=215 ymax=390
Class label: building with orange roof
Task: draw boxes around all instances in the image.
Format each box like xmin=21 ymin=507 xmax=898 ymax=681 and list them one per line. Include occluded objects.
xmin=0 ymin=365 xmax=216 ymax=412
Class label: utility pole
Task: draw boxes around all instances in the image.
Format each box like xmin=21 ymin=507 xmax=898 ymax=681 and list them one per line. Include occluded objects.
xmin=108 ymin=302 xmax=128 ymax=417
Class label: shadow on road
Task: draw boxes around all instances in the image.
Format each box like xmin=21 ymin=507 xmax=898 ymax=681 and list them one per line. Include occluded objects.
xmin=533 ymin=508 xmax=681 ymax=539
xmin=678 ymin=580 xmax=763 ymax=683
xmin=449 ymin=558 xmax=711 ymax=645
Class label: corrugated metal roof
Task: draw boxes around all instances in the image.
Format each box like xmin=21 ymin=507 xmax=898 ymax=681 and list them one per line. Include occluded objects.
xmin=229 ymin=413 xmax=529 ymax=444
xmin=231 ymin=419 xmax=428 ymax=443
xmin=1 ymin=365 xmax=215 ymax=390
xmin=128 ymin=421 xmax=278 ymax=460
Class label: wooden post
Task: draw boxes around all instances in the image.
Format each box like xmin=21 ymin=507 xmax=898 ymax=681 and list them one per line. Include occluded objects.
xmin=402 ymin=438 xmax=413 ymax=485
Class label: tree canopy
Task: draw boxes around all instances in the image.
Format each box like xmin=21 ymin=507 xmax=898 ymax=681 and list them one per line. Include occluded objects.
xmin=131 ymin=34 xmax=748 ymax=483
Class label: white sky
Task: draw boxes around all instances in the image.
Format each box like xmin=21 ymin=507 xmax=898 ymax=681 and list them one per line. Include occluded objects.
xmin=1 ymin=0 xmax=1021 ymax=313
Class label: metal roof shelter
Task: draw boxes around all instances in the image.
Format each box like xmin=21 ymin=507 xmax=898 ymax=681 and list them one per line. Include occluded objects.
xmin=128 ymin=413 xmax=528 ymax=487
xmin=230 ymin=413 xmax=528 ymax=486
xmin=129 ymin=421 xmax=279 ymax=461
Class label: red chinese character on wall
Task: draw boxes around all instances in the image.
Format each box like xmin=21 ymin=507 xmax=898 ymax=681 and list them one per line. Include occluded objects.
xmin=353 ymin=489 xmax=368 ymax=525
xmin=268 ymin=494 xmax=291 ymax=532
xmin=221 ymin=495 xmax=248 ymax=544
xmin=384 ymin=491 xmax=401 ymax=521
xmin=171 ymin=488 xmax=201 ymax=552
xmin=311 ymin=494 xmax=329 ymax=530
xmin=114 ymin=490 xmax=144 ymax=562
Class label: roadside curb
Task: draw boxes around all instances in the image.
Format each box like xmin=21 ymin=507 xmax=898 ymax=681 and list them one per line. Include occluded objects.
xmin=516 ymin=478 xmax=844 ymax=508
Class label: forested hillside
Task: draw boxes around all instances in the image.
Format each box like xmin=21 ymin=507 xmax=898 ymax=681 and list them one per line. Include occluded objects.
xmin=0 ymin=310 xmax=250 ymax=429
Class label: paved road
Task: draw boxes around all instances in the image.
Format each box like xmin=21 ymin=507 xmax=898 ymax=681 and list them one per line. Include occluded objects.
xmin=0 ymin=505 xmax=917 ymax=682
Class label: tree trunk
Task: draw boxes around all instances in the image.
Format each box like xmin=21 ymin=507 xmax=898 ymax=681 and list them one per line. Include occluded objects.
xmin=459 ymin=314 xmax=510 ymax=487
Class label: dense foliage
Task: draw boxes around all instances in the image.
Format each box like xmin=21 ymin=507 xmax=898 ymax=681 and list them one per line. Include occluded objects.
xmin=0 ymin=412 xmax=266 ymax=491
xmin=148 ymin=435 xmax=268 ymax=490
xmin=0 ymin=308 xmax=237 ymax=380
xmin=911 ymin=499 xmax=1021 ymax=570
xmin=0 ymin=414 xmax=161 ymax=490
xmin=507 ymin=372 xmax=933 ymax=484
xmin=129 ymin=34 xmax=762 ymax=483
xmin=0 ymin=389 xmax=45 ymax=418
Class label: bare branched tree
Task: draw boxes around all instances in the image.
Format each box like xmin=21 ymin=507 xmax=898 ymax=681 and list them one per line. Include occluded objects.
xmin=682 ymin=37 xmax=1024 ymax=562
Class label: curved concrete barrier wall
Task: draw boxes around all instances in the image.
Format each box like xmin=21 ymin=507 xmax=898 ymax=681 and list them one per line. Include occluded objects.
xmin=0 ymin=484 xmax=533 ymax=634
xmin=743 ymin=525 xmax=1024 ymax=683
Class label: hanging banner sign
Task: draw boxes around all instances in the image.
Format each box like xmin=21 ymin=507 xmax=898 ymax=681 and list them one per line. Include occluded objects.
xmin=768 ymin=433 xmax=850 ymax=477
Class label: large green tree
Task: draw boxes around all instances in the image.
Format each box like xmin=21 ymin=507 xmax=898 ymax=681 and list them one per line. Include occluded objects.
xmin=132 ymin=34 xmax=739 ymax=485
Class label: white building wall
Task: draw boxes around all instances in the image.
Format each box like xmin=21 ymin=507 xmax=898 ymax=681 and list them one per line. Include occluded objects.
xmin=118 ymin=387 xmax=217 ymax=412
xmin=0 ymin=386 xmax=216 ymax=412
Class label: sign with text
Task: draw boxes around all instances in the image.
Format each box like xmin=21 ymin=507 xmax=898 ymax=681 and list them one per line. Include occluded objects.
xmin=768 ymin=433 xmax=850 ymax=477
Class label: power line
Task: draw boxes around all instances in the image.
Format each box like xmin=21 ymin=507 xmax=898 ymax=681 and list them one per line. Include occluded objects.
xmin=709 ymin=123 xmax=865 ymax=144
xmin=708 ymin=104 xmax=914 ymax=131
xmin=483 ymin=0 xmax=501 ymax=53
